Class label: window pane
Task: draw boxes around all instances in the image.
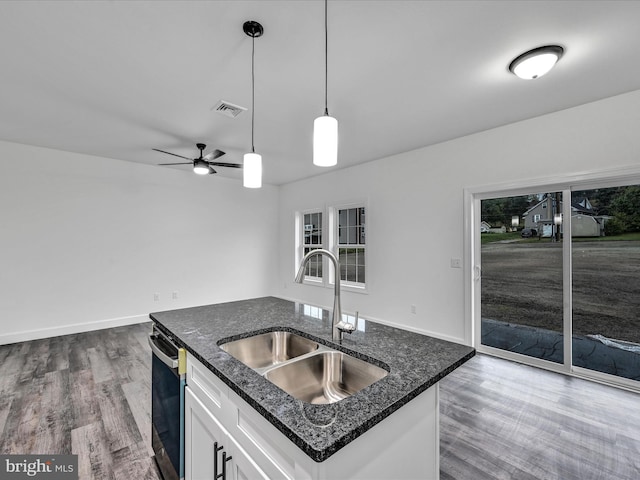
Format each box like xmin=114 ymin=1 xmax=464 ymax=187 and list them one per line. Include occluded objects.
xmin=339 ymin=207 xmax=365 ymax=246
xmin=572 ymin=186 xmax=640 ymax=381
xmin=338 ymin=207 xmax=366 ymax=285
xmin=345 ymin=265 xmax=356 ymax=283
xmin=348 ymin=226 xmax=357 ymax=244
xmin=303 ymin=247 xmax=322 ymax=278
xmin=348 ymin=208 xmax=357 ymax=226
xmin=339 ymin=209 xmax=348 ymax=226
xmin=338 ymin=226 xmax=347 ymax=244
xmin=338 ymin=247 xmax=365 ymax=284
xmin=302 ymin=212 xmax=322 ymax=278
xmin=356 ymin=248 xmax=365 ymax=283
xmin=481 ymin=193 xmax=563 ymax=364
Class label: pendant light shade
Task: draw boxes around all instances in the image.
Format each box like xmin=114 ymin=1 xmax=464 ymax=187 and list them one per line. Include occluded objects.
xmin=243 ymin=20 xmax=264 ymax=188
xmin=313 ymin=114 xmax=338 ymax=167
xmin=313 ymin=0 xmax=338 ymax=167
xmin=509 ymin=45 xmax=564 ymax=80
xmin=243 ymin=152 xmax=262 ymax=188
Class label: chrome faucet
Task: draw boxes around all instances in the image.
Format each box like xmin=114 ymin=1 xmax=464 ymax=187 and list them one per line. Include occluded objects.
xmin=295 ymin=249 xmax=356 ymax=341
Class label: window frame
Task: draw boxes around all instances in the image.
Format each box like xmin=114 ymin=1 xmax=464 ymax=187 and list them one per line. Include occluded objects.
xmin=296 ymin=209 xmax=326 ymax=285
xmin=329 ymin=201 xmax=368 ymax=293
xmin=296 ymin=201 xmax=369 ymax=293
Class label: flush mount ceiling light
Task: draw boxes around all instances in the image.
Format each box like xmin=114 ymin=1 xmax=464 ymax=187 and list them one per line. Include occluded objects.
xmin=313 ymin=0 xmax=338 ymax=167
xmin=509 ymin=45 xmax=564 ymax=80
xmin=243 ymin=20 xmax=264 ymax=188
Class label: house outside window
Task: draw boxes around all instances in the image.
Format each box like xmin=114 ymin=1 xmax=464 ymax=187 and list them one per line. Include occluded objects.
xmin=337 ymin=206 xmax=366 ymax=287
xmin=302 ymin=211 xmax=323 ymax=279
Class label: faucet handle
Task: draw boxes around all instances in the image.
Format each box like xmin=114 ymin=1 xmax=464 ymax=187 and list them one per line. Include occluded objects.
xmin=338 ymin=311 xmax=358 ymax=334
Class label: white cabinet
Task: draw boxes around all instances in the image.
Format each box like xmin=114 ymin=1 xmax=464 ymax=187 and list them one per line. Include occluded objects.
xmin=185 ymin=352 xmax=440 ymax=480
xmin=185 ymin=386 xmax=269 ymax=480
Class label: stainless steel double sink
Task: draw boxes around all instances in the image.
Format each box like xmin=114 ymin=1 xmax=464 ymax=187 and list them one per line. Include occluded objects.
xmin=220 ymin=331 xmax=388 ymax=405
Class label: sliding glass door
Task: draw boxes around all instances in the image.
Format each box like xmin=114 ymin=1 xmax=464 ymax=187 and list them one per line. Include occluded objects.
xmin=475 ymin=180 xmax=640 ymax=387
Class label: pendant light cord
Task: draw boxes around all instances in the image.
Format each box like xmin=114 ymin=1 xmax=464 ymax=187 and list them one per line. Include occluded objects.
xmin=324 ymin=0 xmax=329 ymax=116
xmin=251 ymin=33 xmax=256 ymax=153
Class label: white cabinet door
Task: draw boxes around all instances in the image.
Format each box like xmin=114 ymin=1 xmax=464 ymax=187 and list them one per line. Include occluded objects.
xmin=185 ymin=386 xmax=269 ymax=480
xmin=185 ymin=386 xmax=228 ymax=480
xmin=226 ymin=435 xmax=270 ymax=480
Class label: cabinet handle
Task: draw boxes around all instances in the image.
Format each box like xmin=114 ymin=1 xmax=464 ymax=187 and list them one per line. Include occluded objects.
xmin=214 ymin=442 xmax=224 ymax=478
xmin=220 ymin=452 xmax=232 ymax=480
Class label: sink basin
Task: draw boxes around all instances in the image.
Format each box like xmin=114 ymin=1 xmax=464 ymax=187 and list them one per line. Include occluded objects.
xmin=264 ymin=351 xmax=388 ymax=404
xmin=220 ymin=331 xmax=318 ymax=369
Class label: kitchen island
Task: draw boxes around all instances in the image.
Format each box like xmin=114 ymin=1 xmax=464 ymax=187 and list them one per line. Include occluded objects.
xmin=150 ymin=296 xmax=475 ymax=479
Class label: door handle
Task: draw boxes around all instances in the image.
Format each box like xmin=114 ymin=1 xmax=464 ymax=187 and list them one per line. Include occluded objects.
xmin=148 ymin=335 xmax=178 ymax=368
xmin=474 ymin=265 xmax=482 ymax=281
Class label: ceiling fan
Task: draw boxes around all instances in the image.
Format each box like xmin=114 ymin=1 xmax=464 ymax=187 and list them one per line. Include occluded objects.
xmin=154 ymin=143 xmax=242 ymax=175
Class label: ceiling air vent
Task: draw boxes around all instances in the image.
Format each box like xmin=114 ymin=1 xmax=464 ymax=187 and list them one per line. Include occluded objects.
xmin=211 ymin=100 xmax=247 ymax=118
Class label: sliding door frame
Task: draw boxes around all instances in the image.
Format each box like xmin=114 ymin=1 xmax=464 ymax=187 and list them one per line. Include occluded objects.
xmin=465 ymin=165 xmax=640 ymax=393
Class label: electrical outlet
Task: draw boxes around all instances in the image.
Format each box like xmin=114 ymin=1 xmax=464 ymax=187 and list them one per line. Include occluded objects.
xmin=411 ymin=304 xmax=416 ymax=314
xmin=153 ymin=293 xmax=160 ymax=302
xmin=450 ymin=258 xmax=462 ymax=269
xmin=172 ymin=291 xmax=178 ymax=300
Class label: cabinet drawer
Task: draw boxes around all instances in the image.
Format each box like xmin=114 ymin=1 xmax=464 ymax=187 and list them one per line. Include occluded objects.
xmin=186 ymin=353 xmax=229 ymax=419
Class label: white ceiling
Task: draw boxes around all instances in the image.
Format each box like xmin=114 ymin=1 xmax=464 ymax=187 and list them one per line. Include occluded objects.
xmin=2 ymin=1 xmax=640 ymax=185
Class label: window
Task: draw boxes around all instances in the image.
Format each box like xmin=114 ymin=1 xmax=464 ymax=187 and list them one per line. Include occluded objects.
xmin=296 ymin=204 xmax=367 ymax=290
xmin=337 ymin=206 xmax=366 ymax=286
xmin=302 ymin=211 xmax=323 ymax=279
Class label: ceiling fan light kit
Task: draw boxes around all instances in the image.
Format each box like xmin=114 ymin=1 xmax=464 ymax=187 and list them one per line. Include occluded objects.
xmin=313 ymin=0 xmax=338 ymax=168
xmin=193 ymin=159 xmax=212 ymax=175
xmin=154 ymin=142 xmax=241 ymax=175
xmin=509 ymin=45 xmax=564 ymax=80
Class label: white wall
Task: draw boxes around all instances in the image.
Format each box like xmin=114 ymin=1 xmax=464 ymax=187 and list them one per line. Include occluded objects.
xmin=277 ymin=89 xmax=640 ymax=344
xmin=1 ymin=140 xmax=279 ymax=344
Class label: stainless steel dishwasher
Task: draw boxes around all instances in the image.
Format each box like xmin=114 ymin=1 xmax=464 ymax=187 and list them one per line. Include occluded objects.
xmin=149 ymin=325 xmax=186 ymax=480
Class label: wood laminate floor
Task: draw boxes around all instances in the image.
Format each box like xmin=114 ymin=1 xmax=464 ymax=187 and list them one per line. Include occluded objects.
xmin=0 ymin=322 xmax=161 ymax=479
xmin=1 ymin=322 xmax=638 ymax=479
xmin=439 ymin=354 xmax=640 ymax=480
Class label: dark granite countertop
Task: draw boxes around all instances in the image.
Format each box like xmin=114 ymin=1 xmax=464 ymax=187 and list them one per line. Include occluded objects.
xmin=150 ymin=296 xmax=475 ymax=462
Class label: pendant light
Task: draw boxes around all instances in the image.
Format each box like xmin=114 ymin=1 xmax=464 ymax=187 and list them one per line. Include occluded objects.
xmin=509 ymin=45 xmax=564 ymax=80
xmin=243 ymin=20 xmax=264 ymax=188
xmin=313 ymin=0 xmax=338 ymax=167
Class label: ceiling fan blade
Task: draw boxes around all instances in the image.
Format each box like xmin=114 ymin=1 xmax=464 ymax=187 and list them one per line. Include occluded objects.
xmin=208 ymin=167 xmax=217 ymax=174
xmin=158 ymin=162 xmax=192 ymax=166
xmin=153 ymin=148 xmax=193 ymax=161
xmin=209 ymin=161 xmax=242 ymax=169
xmin=204 ymin=149 xmax=225 ymax=161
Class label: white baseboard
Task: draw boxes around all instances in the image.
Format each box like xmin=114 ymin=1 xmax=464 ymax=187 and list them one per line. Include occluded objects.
xmin=0 ymin=314 xmax=150 ymax=345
